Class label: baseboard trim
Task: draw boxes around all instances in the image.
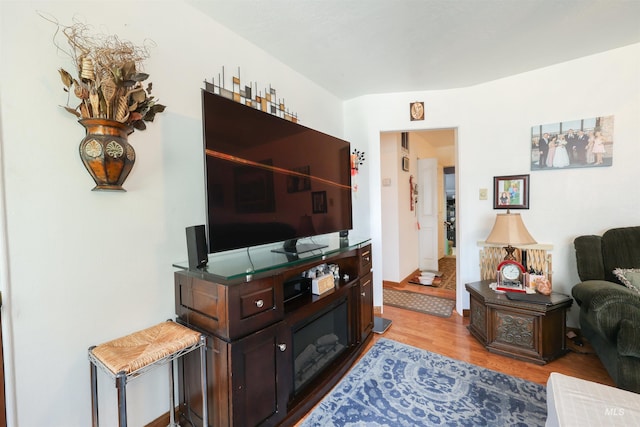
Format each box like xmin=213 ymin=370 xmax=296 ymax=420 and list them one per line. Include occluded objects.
xmin=145 ymin=407 xmax=181 ymax=427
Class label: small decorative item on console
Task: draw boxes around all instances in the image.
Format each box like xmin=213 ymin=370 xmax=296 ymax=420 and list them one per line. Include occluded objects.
xmin=527 ymin=267 xmax=552 ymax=295
xmin=496 ymin=259 xmax=526 ymax=292
xmin=312 ymin=274 xmax=335 ymax=295
xmin=302 ymin=264 xmax=340 ymax=295
xmin=496 ymin=280 xmax=526 ymax=293
xmin=534 ymin=275 xmax=552 ymax=295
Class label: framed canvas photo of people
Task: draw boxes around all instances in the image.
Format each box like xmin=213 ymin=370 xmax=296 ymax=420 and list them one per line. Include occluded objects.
xmin=530 ymin=115 xmax=614 ymax=171
xmin=493 ymin=174 xmax=529 ymax=209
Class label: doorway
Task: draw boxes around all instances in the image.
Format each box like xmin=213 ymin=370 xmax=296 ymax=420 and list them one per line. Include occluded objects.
xmin=444 ymin=166 xmax=456 ymax=255
xmin=379 ymin=129 xmax=457 ymax=298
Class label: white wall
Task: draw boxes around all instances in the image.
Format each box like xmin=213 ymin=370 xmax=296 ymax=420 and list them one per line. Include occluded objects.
xmin=0 ymin=1 xmax=345 ymax=426
xmin=346 ymin=43 xmax=640 ymax=323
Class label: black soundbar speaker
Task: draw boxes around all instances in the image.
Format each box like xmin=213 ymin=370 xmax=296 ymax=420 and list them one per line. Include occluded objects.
xmin=186 ymin=225 xmax=208 ymax=270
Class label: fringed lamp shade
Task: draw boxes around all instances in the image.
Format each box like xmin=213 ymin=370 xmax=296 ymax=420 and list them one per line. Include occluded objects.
xmin=485 ymin=210 xmax=536 ymax=260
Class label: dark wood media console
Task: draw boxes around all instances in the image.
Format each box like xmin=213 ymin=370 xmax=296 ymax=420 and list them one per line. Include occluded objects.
xmin=173 ymin=236 xmax=373 ymax=426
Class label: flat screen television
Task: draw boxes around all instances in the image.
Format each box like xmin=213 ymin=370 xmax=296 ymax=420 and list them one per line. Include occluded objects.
xmin=202 ymin=89 xmax=353 ymax=254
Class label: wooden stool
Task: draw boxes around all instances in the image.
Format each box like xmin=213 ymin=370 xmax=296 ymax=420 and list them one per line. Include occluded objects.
xmin=89 ymin=321 xmax=208 ymax=427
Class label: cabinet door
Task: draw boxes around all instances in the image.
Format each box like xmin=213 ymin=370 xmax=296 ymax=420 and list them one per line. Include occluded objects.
xmin=359 ymin=272 xmax=373 ymax=341
xmin=179 ymin=322 xmax=290 ymax=427
xmin=231 ymin=321 xmax=290 ymax=427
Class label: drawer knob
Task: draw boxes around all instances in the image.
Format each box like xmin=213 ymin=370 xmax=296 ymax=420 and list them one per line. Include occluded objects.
xmin=278 ymin=343 xmax=287 ymax=352
xmin=361 ymin=292 xmax=366 ymax=297
xmin=255 ymin=299 xmax=264 ymax=308
xmin=364 ymin=256 xmax=370 ymax=262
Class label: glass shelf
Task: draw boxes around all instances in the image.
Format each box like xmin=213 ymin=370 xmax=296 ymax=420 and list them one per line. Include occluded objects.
xmin=173 ymin=234 xmax=371 ymax=281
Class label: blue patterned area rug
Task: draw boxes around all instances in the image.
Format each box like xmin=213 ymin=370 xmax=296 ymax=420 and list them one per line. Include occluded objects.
xmin=301 ymin=338 xmax=547 ymax=427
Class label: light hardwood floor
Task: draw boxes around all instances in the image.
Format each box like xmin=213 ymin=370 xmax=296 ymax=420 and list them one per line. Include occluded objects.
xmin=376 ymin=278 xmax=614 ymax=388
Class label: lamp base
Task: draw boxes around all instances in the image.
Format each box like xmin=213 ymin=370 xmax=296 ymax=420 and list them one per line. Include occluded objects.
xmin=503 ymin=245 xmax=517 ymax=261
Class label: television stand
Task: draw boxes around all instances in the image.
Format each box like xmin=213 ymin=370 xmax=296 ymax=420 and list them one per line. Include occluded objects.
xmin=173 ymin=236 xmax=373 ymax=426
xmin=271 ymin=239 xmax=328 ymax=256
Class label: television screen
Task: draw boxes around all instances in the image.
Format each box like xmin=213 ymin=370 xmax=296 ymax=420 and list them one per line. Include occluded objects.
xmin=202 ymin=90 xmax=352 ymax=254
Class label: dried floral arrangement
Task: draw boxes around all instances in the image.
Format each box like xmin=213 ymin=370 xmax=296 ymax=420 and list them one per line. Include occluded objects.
xmin=52 ymin=18 xmax=166 ymax=131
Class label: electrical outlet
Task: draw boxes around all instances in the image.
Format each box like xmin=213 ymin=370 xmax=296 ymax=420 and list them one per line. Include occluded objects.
xmin=479 ymin=188 xmax=488 ymax=200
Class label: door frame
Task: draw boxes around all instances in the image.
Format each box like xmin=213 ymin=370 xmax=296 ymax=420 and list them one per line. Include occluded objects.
xmin=378 ymin=128 xmax=458 ymax=296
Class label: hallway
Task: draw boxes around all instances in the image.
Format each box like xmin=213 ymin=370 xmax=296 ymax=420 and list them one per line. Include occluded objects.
xmin=384 ymin=256 xmax=457 ymax=301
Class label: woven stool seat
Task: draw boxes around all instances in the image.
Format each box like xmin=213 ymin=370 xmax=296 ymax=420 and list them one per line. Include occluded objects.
xmin=89 ymin=320 xmax=208 ymax=427
xmin=91 ymin=321 xmax=202 ymax=376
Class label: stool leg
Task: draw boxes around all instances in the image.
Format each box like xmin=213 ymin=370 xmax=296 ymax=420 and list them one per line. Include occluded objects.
xmin=200 ymin=336 xmax=208 ymax=427
xmin=116 ymin=371 xmax=127 ymax=427
xmin=89 ymin=347 xmax=99 ymax=427
xmin=168 ymin=359 xmax=178 ymax=427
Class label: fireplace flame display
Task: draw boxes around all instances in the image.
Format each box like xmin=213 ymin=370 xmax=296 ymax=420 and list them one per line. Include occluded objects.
xmin=293 ymin=299 xmax=348 ymax=392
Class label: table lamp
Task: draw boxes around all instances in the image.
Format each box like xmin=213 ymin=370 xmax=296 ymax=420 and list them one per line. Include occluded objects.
xmin=485 ymin=209 xmax=536 ymax=260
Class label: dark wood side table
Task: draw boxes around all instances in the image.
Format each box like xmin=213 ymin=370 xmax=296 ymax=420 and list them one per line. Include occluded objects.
xmin=465 ymin=280 xmax=573 ymax=365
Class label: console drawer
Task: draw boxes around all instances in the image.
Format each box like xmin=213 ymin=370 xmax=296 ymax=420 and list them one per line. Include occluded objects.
xmin=240 ymin=286 xmax=275 ymax=318
xmin=359 ymin=244 xmax=372 ymax=275
xmin=175 ymin=271 xmax=284 ymax=340
xmin=227 ymin=277 xmax=283 ymax=339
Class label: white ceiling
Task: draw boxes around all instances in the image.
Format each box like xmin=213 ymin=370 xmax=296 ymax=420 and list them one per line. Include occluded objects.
xmin=188 ymin=0 xmax=640 ymax=100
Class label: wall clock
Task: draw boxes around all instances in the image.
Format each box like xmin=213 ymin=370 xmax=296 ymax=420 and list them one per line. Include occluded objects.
xmin=410 ymin=102 xmax=424 ymax=121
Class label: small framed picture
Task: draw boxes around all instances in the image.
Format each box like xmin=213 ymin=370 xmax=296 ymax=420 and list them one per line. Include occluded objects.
xmin=401 ymin=132 xmax=409 ymax=152
xmin=402 ymin=156 xmax=410 ymax=171
xmin=410 ymin=102 xmax=424 ymax=121
xmin=493 ymin=174 xmax=529 ymax=209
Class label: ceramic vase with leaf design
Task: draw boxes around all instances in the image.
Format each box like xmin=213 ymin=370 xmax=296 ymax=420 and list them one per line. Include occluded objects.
xmin=79 ymin=118 xmax=135 ymax=191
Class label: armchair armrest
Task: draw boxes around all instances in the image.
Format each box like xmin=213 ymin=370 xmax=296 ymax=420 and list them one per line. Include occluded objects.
xmin=572 ymin=281 xmax=640 ymax=346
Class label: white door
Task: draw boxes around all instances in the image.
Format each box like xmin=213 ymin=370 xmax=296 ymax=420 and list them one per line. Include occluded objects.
xmin=418 ymin=158 xmax=439 ymax=271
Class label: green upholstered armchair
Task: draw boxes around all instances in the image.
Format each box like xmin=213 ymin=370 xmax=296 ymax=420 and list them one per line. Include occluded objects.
xmin=572 ymin=226 xmax=640 ymax=393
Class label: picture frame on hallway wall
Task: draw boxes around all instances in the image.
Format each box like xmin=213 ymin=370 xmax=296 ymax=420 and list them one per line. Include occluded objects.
xmin=493 ymin=174 xmax=529 ymax=209
xmin=530 ymin=115 xmax=614 ymax=171
xmin=402 ymin=156 xmax=410 ymax=171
